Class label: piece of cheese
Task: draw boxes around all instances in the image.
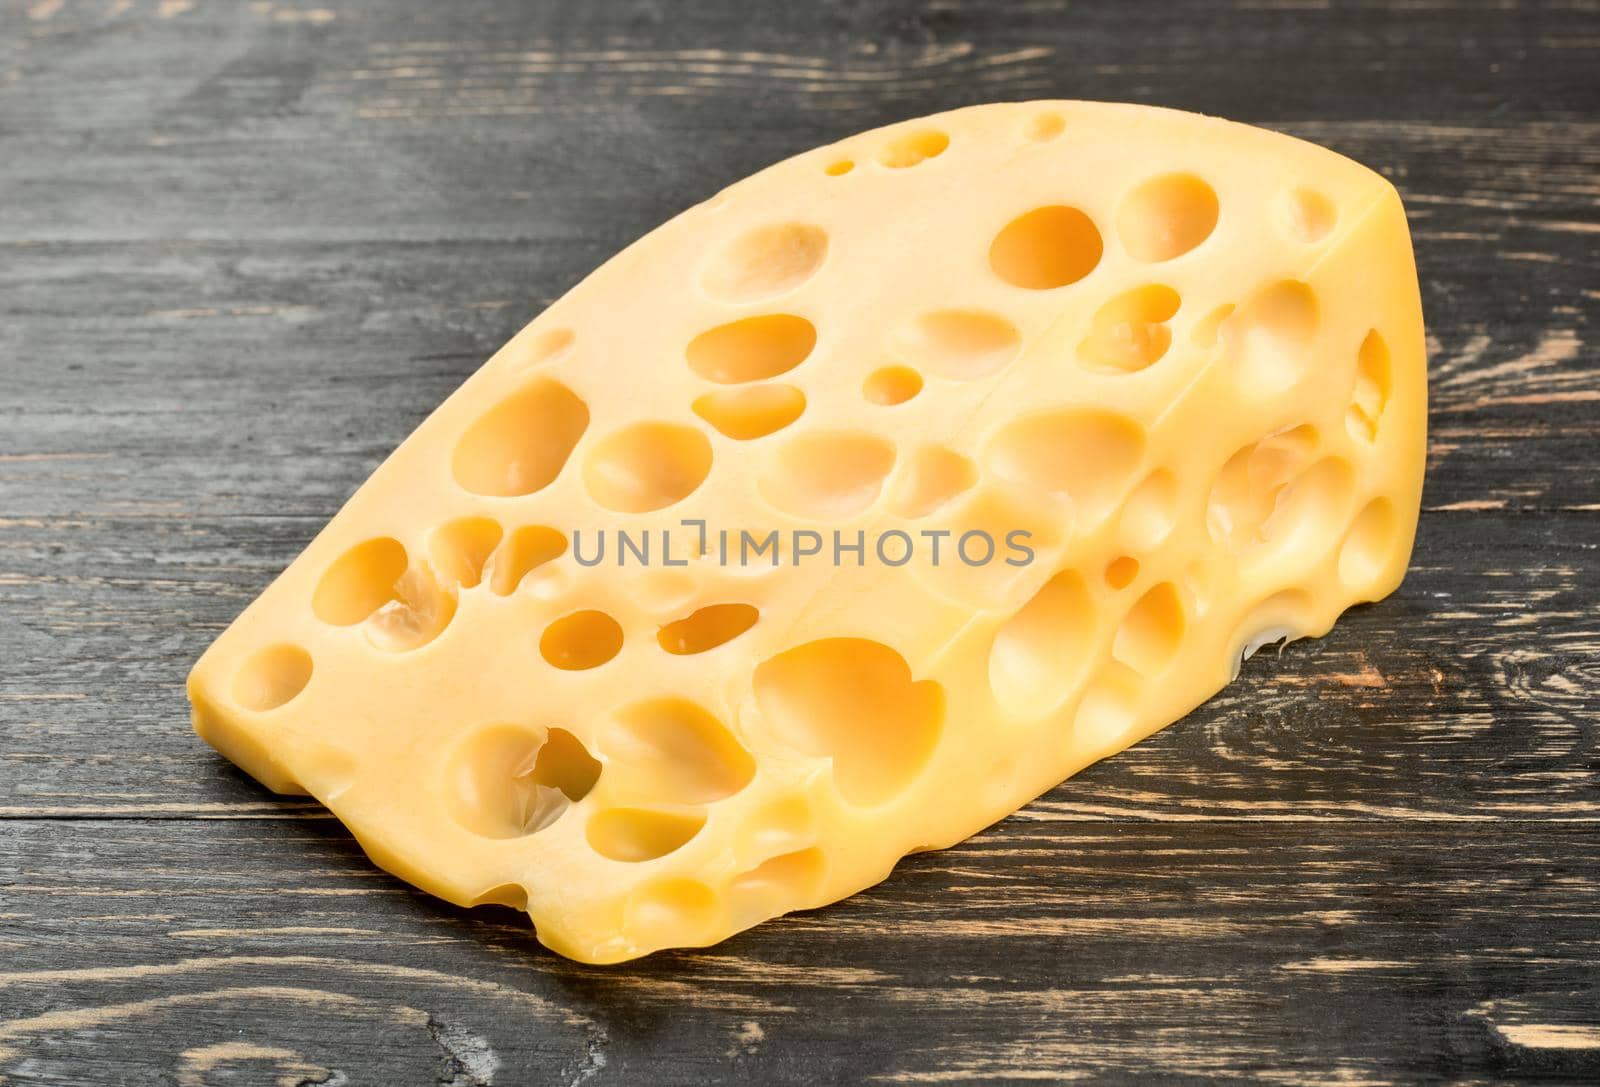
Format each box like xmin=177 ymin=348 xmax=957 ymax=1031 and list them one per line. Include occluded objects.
xmin=189 ymin=101 xmax=1426 ymax=963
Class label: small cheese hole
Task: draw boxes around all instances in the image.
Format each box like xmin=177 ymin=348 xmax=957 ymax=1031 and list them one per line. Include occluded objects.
xmin=864 ymin=365 xmax=923 ymax=405
xmin=584 ymin=422 xmax=713 ymax=513
xmin=1118 ymin=173 xmax=1219 ymax=263
xmin=487 ymin=524 xmax=566 ymax=596
xmin=1119 ymin=469 xmax=1178 ymax=551
xmin=891 ymin=309 xmax=1021 ymax=380
xmin=510 ymin=327 xmax=575 ymax=371
xmin=1073 ymin=665 xmax=1144 ymax=752
xmin=1207 ymin=426 xmax=1319 ymax=551
xmin=686 ymin=314 xmax=817 ymax=384
xmin=1278 ymin=187 xmax=1337 ymax=244
xmin=888 ymin=445 xmax=978 ymax=519
xmin=1347 ymin=330 xmax=1392 ymax=443
xmin=1339 ymin=497 xmax=1399 ymax=590
xmin=431 ymin=517 xmax=503 ymax=590
xmin=233 ymin=644 xmax=313 ymax=712
xmin=1025 ymin=112 xmax=1065 ymax=141
xmin=989 ymin=205 xmax=1103 ymax=290
xmin=588 ymin=808 xmax=706 ymax=862
xmin=1105 ymin=555 xmax=1140 ymax=590
xmin=988 ymin=570 xmax=1095 ymax=720
xmin=540 ymin=610 xmax=623 ymax=670
xmin=692 ymin=384 xmax=806 ymax=441
xmin=731 ymin=848 xmax=826 ymax=923
xmin=657 ymin=603 xmax=759 ymax=655
xmin=1078 ymin=285 xmax=1182 ymax=373
xmin=877 ymin=129 xmax=948 ymax=168
xmin=1112 ymin=582 xmax=1186 ymax=676
xmin=313 ymin=537 xmax=410 ymax=626
xmin=452 ymin=379 xmax=589 ymax=497
xmin=1222 ymin=280 xmax=1320 ymax=395
xmin=754 ymin=638 xmax=943 ymax=807
xmin=602 ymin=697 xmax=756 ymax=805
xmin=444 ymin=724 xmax=600 ymax=839
xmin=702 ymin=223 xmax=829 ymax=304
xmin=760 ymin=430 xmax=896 ymax=520
xmin=625 ymin=878 xmax=719 ymax=946
xmin=825 ymin=159 xmax=854 ymax=177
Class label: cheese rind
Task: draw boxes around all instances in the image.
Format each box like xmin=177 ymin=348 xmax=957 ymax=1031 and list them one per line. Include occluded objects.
xmin=189 ymin=101 xmax=1426 ymax=963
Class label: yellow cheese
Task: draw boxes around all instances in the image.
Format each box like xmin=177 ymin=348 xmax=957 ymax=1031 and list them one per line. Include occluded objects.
xmin=189 ymin=101 xmax=1426 ymax=963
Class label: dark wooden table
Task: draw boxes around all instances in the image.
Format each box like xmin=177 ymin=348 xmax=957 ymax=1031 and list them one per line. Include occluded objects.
xmin=3 ymin=0 xmax=1597 ymax=1082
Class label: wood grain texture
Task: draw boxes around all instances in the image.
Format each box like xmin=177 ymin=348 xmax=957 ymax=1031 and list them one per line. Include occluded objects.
xmin=2 ymin=0 xmax=1597 ymax=1082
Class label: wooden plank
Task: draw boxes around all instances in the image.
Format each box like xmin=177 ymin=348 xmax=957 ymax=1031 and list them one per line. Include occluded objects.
xmin=2 ymin=0 xmax=1597 ymax=1081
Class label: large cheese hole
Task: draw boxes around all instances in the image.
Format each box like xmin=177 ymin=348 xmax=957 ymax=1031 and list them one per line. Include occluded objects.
xmin=1258 ymin=457 xmax=1355 ymax=562
xmin=863 ymin=365 xmax=923 ymax=405
xmin=584 ymin=422 xmax=713 ymax=513
xmin=692 ymin=384 xmax=805 ymax=440
xmin=1111 ymin=582 xmax=1186 ymax=676
xmin=988 ymin=570 xmax=1095 ymax=719
xmin=987 ymin=408 xmax=1146 ymax=522
xmin=1278 ymin=187 xmax=1337 ymax=244
xmin=1206 ymin=425 xmax=1319 ymax=550
xmin=888 ymin=445 xmax=978 ymax=518
xmin=587 ymin=808 xmax=706 ymax=862
xmin=730 ymin=848 xmax=826 ymax=924
xmin=1347 ymin=330 xmax=1392 ymax=443
xmin=760 ymin=431 xmax=896 ymax=520
xmin=445 ymin=724 xmax=601 ymax=839
xmin=1223 ymin=280 xmax=1319 ymax=395
xmin=891 ymin=309 xmax=1022 ymax=380
xmin=1119 ymin=469 xmax=1179 ymax=551
xmin=989 ymin=206 xmax=1103 ymax=290
xmin=657 ymin=603 xmax=759 ymax=655
xmin=702 ymin=223 xmax=828 ymax=303
xmin=602 ymin=697 xmax=755 ymax=804
xmin=540 ymin=610 xmax=623 ymax=670
xmin=754 ymin=638 xmax=943 ymax=807
xmin=452 ymin=379 xmax=589 ymax=497
xmin=686 ymin=314 xmax=817 ymax=384
xmin=232 ymin=644 xmax=313 ymax=712
xmin=877 ymin=129 xmax=948 ymax=168
xmin=1118 ymin=173 xmax=1219 ymax=262
xmin=313 ymin=538 xmax=456 ymax=651
xmin=487 ymin=525 xmax=566 ymax=596
xmin=1078 ymin=285 xmax=1182 ymax=373
xmin=1339 ymin=497 xmax=1399 ymax=590
xmin=431 ymin=517 xmax=503 ymax=590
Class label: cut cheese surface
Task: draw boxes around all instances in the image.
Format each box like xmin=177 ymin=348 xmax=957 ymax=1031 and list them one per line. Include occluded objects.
xmin=189 ymin=101 xmax=1427 ymax=963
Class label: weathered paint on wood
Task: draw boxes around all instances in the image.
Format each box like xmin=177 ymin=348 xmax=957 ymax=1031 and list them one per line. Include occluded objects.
xmin=2 ymin=0 xmax=1597 ymax=1082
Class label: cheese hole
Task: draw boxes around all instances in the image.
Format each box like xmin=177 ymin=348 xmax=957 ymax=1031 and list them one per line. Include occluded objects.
xmin=313 ymin=537 xmax=410 ymax=626
xmin=824 ymin=158 xmax=854 ymax=177
xmin=232 ymin=644 xmax=313 ymax=712
xmin=657 ymin=603 xmax=759 ymax=656
xmin=1119 ymin=469 xmax=1178 ymax=551
xmin=692 ymin=384 xmax=806 ymax=441
xmin=1191 ymin=303 xmax=1235 ymax=349
xmin=1073 ymin=664 xmax=1144 ymax=753
xmin=584 ymin=422 xmax=713 ymax=513
xmin=1111 ymin=582 xmax=1186 ymax=676
xmin=989 ymin=205 xmax=1103 ymax=290
xmin=739 ymin=797 xmax=816 ymax=861
xmin=1078 ymin=284 xmax=1181 ymax=373
xmin=988 ymin=570 xmax=1094 ymax=720
xmin=888 ymin=445 xmax=978 ymax=518
xmin=588 ymin=808 xmax=706 ymax=862
xmin=1118 ymin=173 xmax=1219 ymax=262
xmin=540 ymin=610 xmax=623 ymax=670
xmin=1257 ymin=457 xmax=1355 ymax=562
xmin=1025 ymin=112 xmax=1065 ymax=141
xmin=1232 ymin=590 xmax=1312 ymax=680
xmin=891 ymin=309 xmax=1021 ymax=380
xmin=760 ymin=430 xmax=896 ymax=520
xmin=473 ymin=884 xmax=529 ymax=911
xmin=1105 ymin=555 xmax=1140 ymax=590
xmin=754 ymin=637 xmax=943 ymax=807
xmin=702 ymin=223 xmax=829 ymax=304
xmin=603 ymin=697 xmax=756 ymax=804
xmin=1223 ymin=280 xmax=1320 ymax=395
xmin=625 ymin=878 xmax=719 ymax=946
xmin=1339 ymin=497 xmax=1399 ymax=590
xmin=452 ymin=378 xmax=589 ymax=497
xmin=877 ymin=129 xmax=948 ymax=168
xmin=511 ymin=327 xmax=575 ymax=371
xmin=1347 ymin=330 xmax=1392 ymax=443
xmin=487 ymin=524 xmax=566 ymax=596
xmin=730 ymin=848 xmax=826 ymax=924
xmin=1278 ymin=186 xmax=1337 ymax=244
xmin=686 ymin=314 xmax=817 ymax=384
xmin=1207 ymin=425 xmax=1320 ymax=549
xmin=444 ymin=725 xmax=601 ymax=839
xmin=863 ymin=365 xmax=923 ymax=405
xmin=987 ymin=408 xmax=1146 ymax=523
xmin=431 ymin=517 xmax=503 ymax=590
